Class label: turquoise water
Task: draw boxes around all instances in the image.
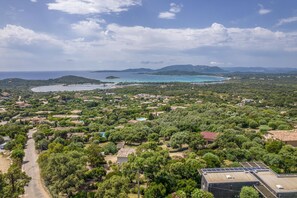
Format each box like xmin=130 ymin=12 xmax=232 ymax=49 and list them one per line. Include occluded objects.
xmin=0 ymin=71 xmax=226 ymax=83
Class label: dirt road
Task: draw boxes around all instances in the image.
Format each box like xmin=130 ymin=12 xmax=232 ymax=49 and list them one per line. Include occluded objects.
xmin=22 ymin=128 xmax=50 ymax=198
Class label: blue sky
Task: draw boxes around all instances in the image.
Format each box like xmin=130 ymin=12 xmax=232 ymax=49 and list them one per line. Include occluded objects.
xmin=0 ymin=0 xmax=297 ymax=71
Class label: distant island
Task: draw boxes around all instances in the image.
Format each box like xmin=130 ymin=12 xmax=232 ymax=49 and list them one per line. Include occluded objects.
xmin=0 ymin=75 xmax=104 ymax=90
xmin=106 ymin=76 xmax=120 ymax=79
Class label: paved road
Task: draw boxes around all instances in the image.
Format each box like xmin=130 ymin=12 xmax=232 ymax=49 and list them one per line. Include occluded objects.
xmin=22 ymin=128 xmax=50 ymax=198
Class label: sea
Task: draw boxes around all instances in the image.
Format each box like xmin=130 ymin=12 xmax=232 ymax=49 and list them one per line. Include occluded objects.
xmin=0 ymin=71 xmax=226 ymax=92
xmin=0 ymin=71 xmax=226 ymax=82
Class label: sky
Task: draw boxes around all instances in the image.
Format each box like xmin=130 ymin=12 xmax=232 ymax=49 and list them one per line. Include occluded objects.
xmin=0 ymin=0 xmax=297 ymax=71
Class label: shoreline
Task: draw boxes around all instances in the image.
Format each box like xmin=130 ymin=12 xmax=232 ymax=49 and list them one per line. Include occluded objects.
xmin=30 ymin=78 xmax=228 ymax=93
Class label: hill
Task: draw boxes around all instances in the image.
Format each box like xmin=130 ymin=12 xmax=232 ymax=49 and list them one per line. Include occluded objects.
xmin=156 ymin=64 xmax=225 ymax=73
xmin=224 ymin=67 xmax=297 ymax=73
xmin=0 ymin=75 xmax=103 ymax=90
xmin=95 ymin=64 xmax=225 ymax=75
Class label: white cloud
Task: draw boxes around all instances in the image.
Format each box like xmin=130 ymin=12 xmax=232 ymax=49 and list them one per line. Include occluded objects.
xmin=159 ymin=3 xmax=182 ymax=20
xmin=71 ymin=18 xmax=105 ymax=36
xmin=2 ymin=23 xmax=297 ymax=53
xmin=0 ymin=25 xmax=61 ymax=47
xmin=30 ymin=0 xmax=37 ymax=2
xmin=158 ymin=12 xmax=176 ymax=20
xmin=210 ymin=61 xmax=224 ymax=65
xmin=258 ymin=4 xmax=271 ymax=15
xmin=106 ymin=23 xmax=284 ymax=52
xmin=1 ymin=23 xmax=297 ymax=70
xmin=169 ymin=3 xmax=182 ymax=13
xmin=47 ymin=0 xmax=141 ymax=15
xmin=276 ymin=16 xmax=297 ymax=26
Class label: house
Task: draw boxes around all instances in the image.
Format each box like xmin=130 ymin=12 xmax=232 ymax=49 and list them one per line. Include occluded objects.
xmin=201 ymin=132 xmax=218 ymax=144
xmin=52 ymin=114 xmax=80 ymax=120
xmin=0 ymin=107 xmax=6 ymax=113
xmin=152 ymin=111 xmax=165 ymax=117
xmin=0 ymin=136 xmax=11 ymax=151
xmin=67 ymin=132 xmax=85 ymax=139
xmin=201 ymin=168 xmax=259 ymax=198
xmin=201 ymin=162 xmax=297 ymax=198
xmin=1 ymin=92 xmax=10 ymax=97
xmin=171 ymin=106 xmax=186 ymax=111
xmin=128 ymin=120 xmax=139 ymax=124
xmin=116 ymin=141 xmax=125 ymax=149
xmin=117 ymin=148 xmax=136 ymax=164
xmin=71 ymin=110 xmax=82 ymax=114
xmin=265 ymin=130 xmax=297 ymax=147
xmin=15 ymin=101 xmax=31 ymax=108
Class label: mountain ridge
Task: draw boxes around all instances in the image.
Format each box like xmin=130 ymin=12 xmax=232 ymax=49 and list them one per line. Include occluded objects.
xmin=95 ymin=64 xmax=225 ymax=74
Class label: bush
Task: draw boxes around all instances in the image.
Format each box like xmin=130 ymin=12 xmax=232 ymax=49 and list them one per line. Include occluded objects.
xmin=0 ymin=136 xmax=4 ymax=144
xmin=277 ymin=124 xmax=290 ymax=130
xmin=103 ymin=142 xmax=117 ymax=155
xmin=259 ymin=125 xmax=270 ymax=133
xmin=249 ymin=120 xmax=259 ymax=129
xmin=240 ymin=186 xmax=259 ymax=198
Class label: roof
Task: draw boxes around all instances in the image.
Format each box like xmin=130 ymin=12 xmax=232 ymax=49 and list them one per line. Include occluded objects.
xmin=255 ymin=171 xmax=297 ymax=193
xmin=117 ymin=148 xmax=136 ymax=158
xmin=203 ymin=171 xmax=259 ymax=183
xmin=116 ymin=141 xmax=125 ymax=149
xmin=201 ymin=132 xmax=219 ymax=141
xmin=267 ymin=130 xmax=297 ymax=142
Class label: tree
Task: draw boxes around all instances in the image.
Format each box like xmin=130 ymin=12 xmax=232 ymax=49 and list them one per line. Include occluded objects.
xmin=144 ymin=182 xmax=166 ymax=198
xmin=265 ymin=140 xmax=283 ymax=153
xmin=176 ymin=179 xmax=197 ymax=196
xmin=191 ymin=189 xmax=214 ymax=198
xmin=147 ymin=133 xmax=159 ymax=142
xmin=96 ymin=175 xmax=129 ymax=198
xmin=86 ymin=144 xmax=105 ymax=167
xmin=202 ymin=153 xmax=221 ymax=168
xmin=102 ymin=142 xmax=117 ymax=155
xmin=11 ymin=149 xmax=25 ymax=162
xmin=125 ymin=150 xmax=170 ymax=181
xmin=39 ymin=151 xmax=87 ymax=197
xmin=172 ymin=190 xmax=187 ymax=198
xmin=249 ymin=120 xmax=259 ymax=129
xmin=1 ymin=164 xmax=30 ymax=198
xmin=188 ymin=133 xmax=205 ymax=151
xmin=240 ymin=186 xmax=259 ymax=198
xmin=170 ymin=132 xmax=190 ymax=149
xmin=160 ymin=126 xmax=178 ymax=141
xmin=0 ymin=136 xmax=4 ymax=144
xmin=36 ymin=139 xmax=49 ymax=151
xmin=279 ymin=145 xmax=297 ymax=173
xmin=84 ymin=167 xmax=106 ymax=182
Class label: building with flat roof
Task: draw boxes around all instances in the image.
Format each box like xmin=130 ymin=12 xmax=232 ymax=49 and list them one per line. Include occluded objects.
xmin=201 ymin=167 xmax=261 ymax=198
xmin=255 ymin=171 xmax=297 ymax=197
xmin=201 ymin=162 xmax=297 ymax=198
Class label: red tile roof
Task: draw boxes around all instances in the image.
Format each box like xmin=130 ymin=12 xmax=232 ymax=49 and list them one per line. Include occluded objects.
xmin=201 ymin=132 xmax=218 ymax=141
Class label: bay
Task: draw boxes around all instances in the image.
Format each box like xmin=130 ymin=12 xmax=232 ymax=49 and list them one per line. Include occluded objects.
xmin=0 ymin=71 xmax=226 ymax=83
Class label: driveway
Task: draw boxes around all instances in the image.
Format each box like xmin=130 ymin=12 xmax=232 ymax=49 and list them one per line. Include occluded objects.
xmin=22 ymin=128 xmax=50 ymax=198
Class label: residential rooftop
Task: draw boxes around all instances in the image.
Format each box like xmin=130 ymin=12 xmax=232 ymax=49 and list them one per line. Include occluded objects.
xmin=265 ymin=130 xmax=297 ymax=142
xmin=203 ymin=171 xmax=259 ymax=183
xmin=256 ymin=171 xmax=297 ymax=193
xmin=117 ymin=148 xmax=136 ymax=158
xmin=201 ymin=131 xmax=219 ymax=141
xmin=201 ymin=162 xmax=297 ymax=197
